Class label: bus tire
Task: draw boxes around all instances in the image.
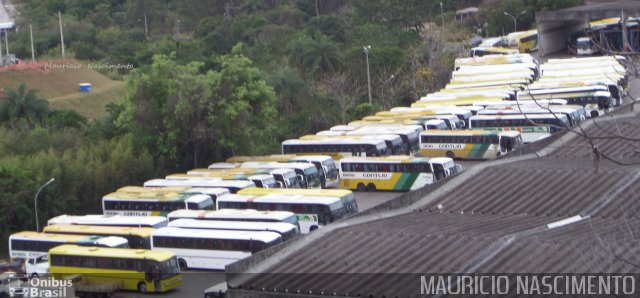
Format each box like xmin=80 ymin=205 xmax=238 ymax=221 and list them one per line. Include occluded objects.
xmin=138 ymin=282 xmax=147 ymax=293
xmin=357 ymin=183 xmax=366 ymax=192
xmin=178 ymin=259 xmax=188 ymax=270
xmin=310 ymin=226 xmax=318 ymax=231
xmin=367 ymin=183 xmax=376 ymax=192
xmin=446 ymin=151 xmax=455 ymax=159
xmin=30 ymin=273 xmax=38 ymax=279
xmin=591 ymin=111 xmax=599 ymax=118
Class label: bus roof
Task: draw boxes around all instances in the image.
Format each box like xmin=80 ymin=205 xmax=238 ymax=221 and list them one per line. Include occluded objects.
xmin=241 ymin=161 xmax=317 ymax=170
xmin=47 ymin=214 xmax=168 ymax=227
xmin=49 ymin=244 xmax=175 ymax=261
xmin=153 ymin=227 xmax=281 ymax=243
xmin=103 ymin=192 xmax=211 ymax=203
xmin=167 ymin=209 xmax=296 ymax=221
xmin=470 ymin=113 xmax=568 ymax=120
xmin=167 ymin=218 xmax=296 ymax=234
xmin=237 ymin=187 xmax=353 ymax=198
xmin=420 ymin=130 xmax=501 ymax=136
xmin=218 ymin=194 xmax=341 ymax=205
xmin=282 ymin=139 xmax=387 ymax=146
xmin=339 ymin=155 xmax=433 ymax=163
xmin=43 ymin=224 xmax=154 ymax=237
xmin=9 ymin=231 xmax=129 ymax=247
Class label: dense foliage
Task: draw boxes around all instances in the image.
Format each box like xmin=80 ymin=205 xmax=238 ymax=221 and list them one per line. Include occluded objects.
xmin=0 ymin=0 xmax=584 ymax=252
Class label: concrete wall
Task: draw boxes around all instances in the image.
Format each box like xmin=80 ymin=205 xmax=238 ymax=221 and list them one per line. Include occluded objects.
xmin=538 ymin=20 xmax=588 ymax=56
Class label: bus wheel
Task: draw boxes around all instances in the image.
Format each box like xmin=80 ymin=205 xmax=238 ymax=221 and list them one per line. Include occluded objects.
xmin=138 ymin=282 xmax=147 ymax=293
xmin=357 ymin=183 xmax=366 ymax=192
xmin=367 ymin=183 xmax=377 ymax=192
xmin=30 ymin=273 xmax=38 ymax=279
xmin=591 ymin=111 xmax=599 ymax=118
xmin=446 ymin=151 xmax=455 ymax=159
xmin=178 ymin=259 xmax=188 ymax=270
xmin=310 ymin=226 xmax=318 ymax=231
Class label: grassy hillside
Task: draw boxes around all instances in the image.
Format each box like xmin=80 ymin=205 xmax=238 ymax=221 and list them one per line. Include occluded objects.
xmin=0 ymin=59 xmax=124 ymax=119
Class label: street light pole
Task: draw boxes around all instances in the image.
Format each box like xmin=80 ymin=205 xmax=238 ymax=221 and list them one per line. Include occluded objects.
xmin=34 ymin=178 xmax=55 ymax=232
xmin=503 ymin=11 xmax=525 ymax=33
xmin=439 ymin=2 xmax=445 ymax=29
xmin=363 ymin=45 xmax=372 ymax=105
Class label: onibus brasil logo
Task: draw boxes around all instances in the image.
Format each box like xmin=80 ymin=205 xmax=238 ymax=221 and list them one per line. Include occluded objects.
xmin=8 ymin=274 xmax=72 ymax=297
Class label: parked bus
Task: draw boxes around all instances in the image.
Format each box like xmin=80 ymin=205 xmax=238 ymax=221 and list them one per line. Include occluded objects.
xmin=151 ymin=227 xmax=280 ymax=270
xmin=118 ymin=185 xmax=229 ymax=202
xmin=300 ymin=134 xmax=407 ymax=155
xmin=419 ymin=130 xmax=523 ymax=159
xmin=339 ymin=156 xmax=459 ymax=192
xmin=237 ymin=187 xmax=359 ymax=216
xmin=49 ymin=245 xmax=182 ymax=293
xmin=166 ymin=209 xmax=299 ymax=228
xmin=532 ymin=79 xmax=623 ymax=106
xmin=450 ymin=73 xmax=534 ymax=84
xmin=102 ymin=191 xmax=214 ymax=217
xmin=455 ymin=63 xmax=539 ymax=79
xmin=281 ymin=139 xmax=389 ymax=160
xmin=216 ymin=194 xmax=345 ymax=233
xmin=319 ymin=126 xmax=420 ymax=155
xmin=240 ymin=162 xmax=322 ymax=189
xmin=469 ymin=114 xmax=569 ymax=143
xmin=9 ymin=232 xmax=129 ymax=259
xmin=47 ymin=214 xmax=168 ymax=228
xmin=167 ymin=218 xmax=299 ymax=241
xmin=143 ymin=178 xmax=223 ymax=188
xmin=227 ymin=154 xmax=338 ymax=189
xmin=43 ymin=224 xmax=154 ymax=249
xmin=517 ymin=88 xmax=612 ymax=117
xmin=478 ymin=105 xmax=587 ymax=127
xmin=154 ymin=178 xmax=256 ymax=193
xmin=469 ymin=46 xmax=519 ymax=57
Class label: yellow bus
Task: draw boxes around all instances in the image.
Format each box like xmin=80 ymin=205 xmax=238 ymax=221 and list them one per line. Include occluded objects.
xmin=237 ymin=187 xmax=359 ymax=216
xmin=48 ymin=244 xmax=182 ymax=293
xmin=469 ymin=46 xmax=519 ymax=57
xmin=102 ymin=191 xmax=215 ymax=217
xmin=338 ymin=156 xmax=459 ymax=191
xmin=418 ymin=130 xmax=523 ymax=159
xmin=43 ymin=224 xmax=154 ymax=249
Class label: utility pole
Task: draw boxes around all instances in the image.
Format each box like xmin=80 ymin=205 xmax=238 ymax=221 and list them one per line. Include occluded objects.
xmin=4 ymin=29 xmax=8 ymax=56
xmin=30 ymin=24 xmax=35 ymax=62
xmin=59 ymin=11 xmax=65 ymax=58
xmin=144 ymin=13 xmax=148 ymax=40
xmin=439 ymin=2 xmax=445 ymax=29
xmin=363 ymin=45 xmax=372 ymax=105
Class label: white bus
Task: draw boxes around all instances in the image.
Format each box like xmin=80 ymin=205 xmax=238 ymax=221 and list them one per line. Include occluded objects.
xmin=157 ymin=179 xmax=256 ymax=193
xmin=478 ymin=105 xmax=587 ymax=127
xmin=143 ymin=178 xmax=223 ymax=187
xmin=282 ymin=139 xmax=389 ymax=160
xmin=301 ymin=134 xmax=407 ymax=155
xmin=216 ymin=194 xmax=345 ymax=233
xmin=167 ymin=218 xmax=299 ymax=241
xmin=517 ymin=87 xmax=612 ymax=117
xmin=532 ymin=79 xmax=623 ymax=106
xmin=9 ymin=232 xmax=129 ymax=260
xmin=102 ymin=192 xmax=214 ymax=217
xmin=469 ymin=114 xmax=569 ymax=143
xmin=419 ymin=130 xmax=523 ymax=159
xmin=167 ymin=209 xmax=299 ymax=227
xmin=340 ymin=124 xmax=422 ymax=154
xmin=240 ymin=162 xmax=322 ymax=189
xmin=47 ymin=214 xmax=168 ymax=228
xmin=288 ymin=155 xmax=339 ymax=188
xmin=151 ymin=227 xmax=281 ymax=270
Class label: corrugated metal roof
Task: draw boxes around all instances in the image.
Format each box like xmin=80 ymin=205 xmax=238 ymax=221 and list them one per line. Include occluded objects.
xmin=229 ymin=114 xmax=640 ymax=297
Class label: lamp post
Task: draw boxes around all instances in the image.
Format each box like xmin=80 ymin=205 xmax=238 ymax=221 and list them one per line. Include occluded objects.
xmin=503 ymin=11 xmax=525 ymax=33
xmin=34 ymin=178 xmax=55 ymax=232
xmin=439 ymin=2 xmax=445 ymax=29
xmin=363 ymin=45 xmax=372 ymax=105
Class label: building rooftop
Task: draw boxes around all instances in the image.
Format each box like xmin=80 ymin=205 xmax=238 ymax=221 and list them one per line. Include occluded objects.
xmin=227 ymin=108 xmax=640 ymax=297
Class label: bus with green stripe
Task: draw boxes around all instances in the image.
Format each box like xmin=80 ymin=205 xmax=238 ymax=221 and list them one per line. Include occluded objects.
xmin=102 ymin=190 xmax=214 ymax=217
xmin=338 ymin=156 xmax=460 ymax=192
xmin=418 ymin=130 xmax=523 ymax=159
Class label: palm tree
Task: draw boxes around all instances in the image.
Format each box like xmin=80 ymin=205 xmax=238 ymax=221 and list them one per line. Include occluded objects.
xmin=0 ymin=83 xmax=50 ymax=124
xmin=288 ymin=33 xmax=342 ymax=77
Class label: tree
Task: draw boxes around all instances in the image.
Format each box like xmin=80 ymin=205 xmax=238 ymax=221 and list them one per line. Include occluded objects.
xmin=287 ymin=33 xmax=343 ymax=77
xmin=314 ymin=72 xmax=362 ymax=124
xmin=121 ymin=45 xmax=279 ymax=168
xmin=0 ymin=83 xmax=50 ymax=125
